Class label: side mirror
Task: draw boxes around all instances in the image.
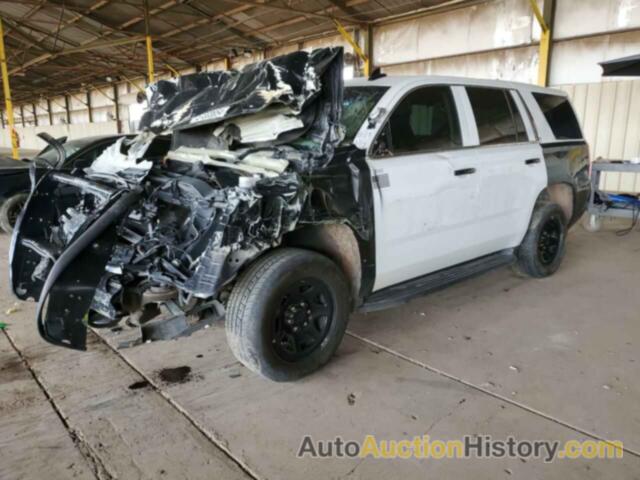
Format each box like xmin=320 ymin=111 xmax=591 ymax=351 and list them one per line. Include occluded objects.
xmin=367 ymin=107 xmax=387 ymax=129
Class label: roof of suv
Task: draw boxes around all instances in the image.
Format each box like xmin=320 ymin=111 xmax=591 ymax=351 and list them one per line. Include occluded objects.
xmin=345 ymin=75 xmax=567 ymax=96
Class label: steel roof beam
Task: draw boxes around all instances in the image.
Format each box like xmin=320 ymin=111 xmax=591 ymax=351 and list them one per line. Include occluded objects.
xmin=222 ymin=0 xmax=362 ymax=23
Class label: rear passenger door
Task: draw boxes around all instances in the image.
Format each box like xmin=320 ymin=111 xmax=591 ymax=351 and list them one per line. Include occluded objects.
xmin=368 ymin=85 xmax=487 ymax=291
xmin=462 ymin=87 xmax=547 ymax=254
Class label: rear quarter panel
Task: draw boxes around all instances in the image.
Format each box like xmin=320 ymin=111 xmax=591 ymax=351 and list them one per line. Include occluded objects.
xmin=541 ymin=141 xmax=591 ymax=224
xmin=519 ymin=88 xmax=591 ymax=225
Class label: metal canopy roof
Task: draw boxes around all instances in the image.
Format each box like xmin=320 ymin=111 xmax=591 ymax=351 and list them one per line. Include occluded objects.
xmin=0 ymin=0 xmax=474 ymax=104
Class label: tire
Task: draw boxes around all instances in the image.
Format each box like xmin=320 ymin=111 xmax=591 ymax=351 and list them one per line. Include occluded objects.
xmin=226 ymin=248 xmax=350 ymax=381
xmin=515 ymin=203 xmax=567 ymax=278
xmin=0 ymin=193 xmax=29 ymax=234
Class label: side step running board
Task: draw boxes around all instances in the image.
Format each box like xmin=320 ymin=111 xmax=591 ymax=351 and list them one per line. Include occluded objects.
xmin=359 ymin=249 xmax=515 ymax=313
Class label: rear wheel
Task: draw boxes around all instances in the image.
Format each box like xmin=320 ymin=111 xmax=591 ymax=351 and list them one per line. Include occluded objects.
xmin=0 ymin=193 xmax=28 ymax=233
xmin=226 ymin=248 xmax=350 ymax=381
xmin=515 ymin=203 xmax=567 ymax=278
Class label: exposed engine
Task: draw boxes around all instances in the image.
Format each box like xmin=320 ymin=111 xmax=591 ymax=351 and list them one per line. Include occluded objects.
xmin=10 ymin=47 xmax=355 ymax=349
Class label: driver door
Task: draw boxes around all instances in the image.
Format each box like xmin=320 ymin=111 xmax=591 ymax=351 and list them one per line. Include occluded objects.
xmin=367 ymin=85 xmax=484 ymax=291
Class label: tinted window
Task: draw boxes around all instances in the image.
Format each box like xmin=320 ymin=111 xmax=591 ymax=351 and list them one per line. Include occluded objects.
xmin=374 ymin=86 xmax=461 ymax=156
xmin=533 ymin=93 xmax=583 ymax=140
xmin=467 ymin=87 xmax=526 ymax=145
xmin=342 ymin=86 xmax=388 ymax=144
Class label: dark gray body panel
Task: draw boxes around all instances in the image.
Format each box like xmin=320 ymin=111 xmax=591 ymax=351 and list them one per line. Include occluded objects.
xmin=541 ymin=141 xmax=591 ymax=225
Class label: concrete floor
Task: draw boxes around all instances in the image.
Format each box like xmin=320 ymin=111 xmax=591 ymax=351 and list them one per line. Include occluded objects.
xmin=1 ymin=222 xmax=639 ymax=479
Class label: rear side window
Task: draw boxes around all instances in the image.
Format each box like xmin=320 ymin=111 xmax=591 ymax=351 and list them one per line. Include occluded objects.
xmin=533 ymin=93 xmax=583 ymax=140
xmin=466 ymin=87 xmax=527 ymax=145
xmin=374 ymin=86 xmax=461 ymax=156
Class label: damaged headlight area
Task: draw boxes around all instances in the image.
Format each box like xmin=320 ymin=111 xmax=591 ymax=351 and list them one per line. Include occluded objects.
xmin=89 ymin=167 xmax=305 ymax=328
xmin=10 ymin=47 xmax=346 ymax=350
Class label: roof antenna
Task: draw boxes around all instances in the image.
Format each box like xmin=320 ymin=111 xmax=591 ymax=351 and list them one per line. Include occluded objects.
xmin=368 ymin=67 xmax=386 ymax=81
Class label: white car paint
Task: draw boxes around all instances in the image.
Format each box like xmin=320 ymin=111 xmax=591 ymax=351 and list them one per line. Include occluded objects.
xmin=348 ymin=76 xmax=550 ymax=291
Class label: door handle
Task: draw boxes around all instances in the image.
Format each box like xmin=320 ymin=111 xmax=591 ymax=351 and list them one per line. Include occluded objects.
xmin=525 ymin=158 xmax=541 ymax=165
xmin=454 ymin=168 xmax=476 ymax=176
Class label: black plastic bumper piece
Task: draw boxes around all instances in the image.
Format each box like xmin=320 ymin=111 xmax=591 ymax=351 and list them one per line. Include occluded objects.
xmin=36 ymin=189 xmax=141 ymax=350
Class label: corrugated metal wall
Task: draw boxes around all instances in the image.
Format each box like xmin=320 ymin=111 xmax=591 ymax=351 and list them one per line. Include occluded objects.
xmin=560 ymin=80 xmax=640 ymax=192
xmin=370 ymin=0 xmax=640 ymax=193
xmin=373 ymin=0 xmax=640 ymax=85
xmin=374 ymin=0 xmax=541 ymax=82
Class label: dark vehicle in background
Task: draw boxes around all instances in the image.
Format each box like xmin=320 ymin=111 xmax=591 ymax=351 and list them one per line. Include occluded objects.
xmin=0 ymin=135 xmax=133 ymax=233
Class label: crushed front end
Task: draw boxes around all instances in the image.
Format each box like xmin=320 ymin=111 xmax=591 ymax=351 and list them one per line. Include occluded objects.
xmin=10 ymin=47 xmax=346 ymax=349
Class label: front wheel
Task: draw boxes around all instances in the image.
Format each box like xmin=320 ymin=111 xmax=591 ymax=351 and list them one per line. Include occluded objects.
xmin=515 ymin=203 xmax=567 ymax=278
xmin=0 ymin=193 xmax=29 ymax=233
xmin=226 ymin=248 xmax=350 ymax=381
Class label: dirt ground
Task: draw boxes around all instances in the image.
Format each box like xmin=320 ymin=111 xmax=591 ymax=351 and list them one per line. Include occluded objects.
xmin=1 ymin=221 xmax=639 ymax=479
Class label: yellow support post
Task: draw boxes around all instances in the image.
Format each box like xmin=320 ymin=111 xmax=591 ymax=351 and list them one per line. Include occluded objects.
xmin=333 ymin=19 xmax=370 ymax=77
xmin=529 ymin=0 xmax=552 ymax=87
xmin=143 ymin=0 xmax=155 ymax=84
xmin=538 ymin=28 xmax=551 ymax=87
xmin=164 ymin=62 xmax=180 ymax=77
xmin=224 ymin=56 xmax=231 ymax=71
xmin=145 ymin=36 xmax=154 ymax=83
xmin=0 ymin=18 xmax=19 ymax=160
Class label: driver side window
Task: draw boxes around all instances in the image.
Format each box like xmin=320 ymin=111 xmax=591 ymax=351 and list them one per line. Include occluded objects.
xmin=373 ymin=86 xmax=462 ymax=157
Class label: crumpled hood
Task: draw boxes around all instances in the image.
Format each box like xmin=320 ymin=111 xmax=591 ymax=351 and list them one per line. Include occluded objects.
xmin=140 ymin=47 xmax=344 ymax=171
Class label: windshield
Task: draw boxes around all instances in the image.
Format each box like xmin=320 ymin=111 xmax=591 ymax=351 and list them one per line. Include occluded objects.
xmin=341 ymin=86 xmax=388 ymax=144
xmin=35 ymin=137 xmax=104 ymax=164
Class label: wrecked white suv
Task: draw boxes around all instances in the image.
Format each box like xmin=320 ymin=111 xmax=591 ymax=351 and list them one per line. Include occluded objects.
xmin=10 ymin=47 xmax=590 ymax=381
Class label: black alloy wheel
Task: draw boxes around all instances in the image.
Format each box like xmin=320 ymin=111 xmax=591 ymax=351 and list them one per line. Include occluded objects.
xmin=272 ymin=278 xmax=334 ymax=362
xmin=537 ymin=217 xmax=563 ymax=266
xmin=226 ymin=248 xmax=350 ymax=381
xmin=515 ymin=202 xmax=567 ymax=278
